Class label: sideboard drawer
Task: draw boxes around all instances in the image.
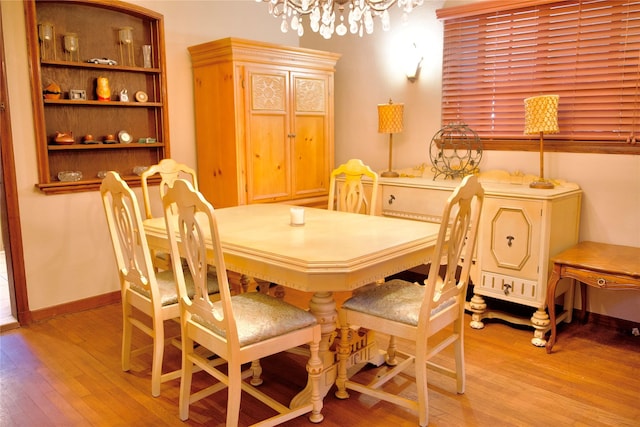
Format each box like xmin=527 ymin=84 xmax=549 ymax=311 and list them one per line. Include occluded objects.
xmin=478 ymin=271 xmax=540 ymax=306
xmin=381 ymin=185 xmax=453 ymax=223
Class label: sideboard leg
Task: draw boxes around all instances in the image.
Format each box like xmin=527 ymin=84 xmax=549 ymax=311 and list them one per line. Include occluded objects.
xmin=467 ymin=293 xmax=487 ymax=329
xmin=531 ymin=307 xmax=550 ymax=347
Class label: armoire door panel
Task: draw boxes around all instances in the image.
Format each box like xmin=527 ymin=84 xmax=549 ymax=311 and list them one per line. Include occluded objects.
xmin=294 ymin=76 xmax=327 ymax=113
xmin=293 ymin=115 xmax=327 ymax=197
xmin=247 ymin=114 xmax=289 ymax=202
xmin=250 ymin=72 xmax=288 ymax=111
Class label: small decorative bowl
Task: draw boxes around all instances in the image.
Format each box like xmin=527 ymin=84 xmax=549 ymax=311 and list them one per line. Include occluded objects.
xmin=58 ymin=171 xmax=83 ymax=182
xmin=133 ymin=166 xmax=149 ymax=176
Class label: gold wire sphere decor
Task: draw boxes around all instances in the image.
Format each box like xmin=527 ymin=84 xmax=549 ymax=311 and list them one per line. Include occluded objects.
xmin=429 ymin=122 xmax=482 ymax=180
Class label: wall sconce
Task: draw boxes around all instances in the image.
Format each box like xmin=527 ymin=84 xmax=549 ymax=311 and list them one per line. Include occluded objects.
xmin=406 ymin=43 xmax=423 ymax=82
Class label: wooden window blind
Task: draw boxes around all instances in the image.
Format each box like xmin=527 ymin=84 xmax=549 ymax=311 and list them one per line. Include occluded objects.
xmin=437 ymin=0 xmax=640 ymax=154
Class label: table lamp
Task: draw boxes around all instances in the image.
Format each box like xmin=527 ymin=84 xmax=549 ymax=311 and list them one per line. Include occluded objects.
xmin=524 ymin=94 xmax=559 ymax=189
xmin=378 ymin=99 xmax=404 ymax=178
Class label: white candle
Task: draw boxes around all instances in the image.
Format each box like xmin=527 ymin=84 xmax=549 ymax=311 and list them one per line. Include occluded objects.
xmin=290 ymin=207 xmax=305 ymax=226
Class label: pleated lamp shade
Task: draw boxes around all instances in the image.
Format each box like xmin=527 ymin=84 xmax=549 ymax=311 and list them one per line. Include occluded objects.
xmin=524 ymin=94 xmax=558 ymax=189
xmin=524 ymin=95 xmax=559 ymax=135
xmin=378 ymin=101 xmax=404 ymax=134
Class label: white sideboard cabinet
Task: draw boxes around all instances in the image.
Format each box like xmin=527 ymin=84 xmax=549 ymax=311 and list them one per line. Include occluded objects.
xmin=375 ymin=169 xmax=582 ymax=346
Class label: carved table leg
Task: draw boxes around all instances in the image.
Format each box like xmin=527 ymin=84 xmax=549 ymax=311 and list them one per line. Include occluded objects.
xmin=467 ymin=293 xmax=487 ymax=329
xmin=291 ymin=291 xmax=338 ymax=407
xmin=240 ymin=274 xmax=251 ymax=293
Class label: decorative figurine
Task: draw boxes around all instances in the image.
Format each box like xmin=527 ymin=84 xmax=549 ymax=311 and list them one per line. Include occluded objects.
xmin=96 ymin=76 xmax=111 ymax=101
xmin=43 ymin=81 xmax=62 ymax=100
xmin=54 ymin=131 xmax=74 ymax=145
xmin=82 ymin=134 xmax=97 ymax=144
xmin=119 ymin=89 xmax=129 ymax=102
xmin=103 ymin=134 xmax=117 ymax=144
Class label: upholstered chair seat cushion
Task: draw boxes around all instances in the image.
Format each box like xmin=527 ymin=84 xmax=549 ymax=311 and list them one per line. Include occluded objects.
xmin=193 ymin=292 xmax=318 ymax=347
xmin=132 ymin=269 xmax=220 ymax=306
xmin=342 ymin=279 xmax=455 ymax=326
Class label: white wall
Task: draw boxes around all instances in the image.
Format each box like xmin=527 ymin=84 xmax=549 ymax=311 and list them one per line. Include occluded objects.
xmin=2 ymin=1 xmax=638 ymax=321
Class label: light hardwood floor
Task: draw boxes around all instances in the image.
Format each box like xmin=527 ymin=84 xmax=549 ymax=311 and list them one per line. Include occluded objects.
xmin=1 ymin=288 xmax=638 ymax=426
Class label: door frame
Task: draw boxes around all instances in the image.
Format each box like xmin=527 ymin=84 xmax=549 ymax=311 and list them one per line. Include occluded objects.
xmin=0 ymin=9 xmax=29 ymax=326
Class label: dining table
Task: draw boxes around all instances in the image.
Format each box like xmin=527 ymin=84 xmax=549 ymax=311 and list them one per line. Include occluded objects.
xmin=143 ymin=203 xmax=441 ymax=402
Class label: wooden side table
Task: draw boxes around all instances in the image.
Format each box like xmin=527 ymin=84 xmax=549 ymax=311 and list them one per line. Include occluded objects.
xmin=546 ymin=241 xmax=640 ymax=353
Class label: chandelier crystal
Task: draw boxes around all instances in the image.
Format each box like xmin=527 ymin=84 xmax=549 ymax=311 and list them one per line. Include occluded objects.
xmin=257 ymin=0 xmax=424 ymax=39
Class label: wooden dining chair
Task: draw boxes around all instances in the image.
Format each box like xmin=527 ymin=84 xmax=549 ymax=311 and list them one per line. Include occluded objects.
xmin=141 ymin=158 xmax=198 ymax=220
xmin=162 ymin=179 xmax=323 ymax=426
xmin=100 ymin=171 xmax=219 ymax=398
xmin=328 ymin=158 xmax=378 ymax=215
xmin=141 ymin=159 xmax=199 ymax=271
xmin=335 ymin=174 xmax=484 ymax=427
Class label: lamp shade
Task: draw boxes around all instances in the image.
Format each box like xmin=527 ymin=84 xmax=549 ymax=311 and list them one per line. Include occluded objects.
xmin=378 ymin=101 xmax=404 ymax=134
xmin=524 ymin=95 xmax=559 ymax=135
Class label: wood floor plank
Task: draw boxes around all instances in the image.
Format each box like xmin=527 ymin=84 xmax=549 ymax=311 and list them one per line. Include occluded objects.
xmin=1 ymin=289 xmax=638 ymax=426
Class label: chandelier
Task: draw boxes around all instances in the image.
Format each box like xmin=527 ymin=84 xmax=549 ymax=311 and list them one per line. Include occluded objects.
xmin=256 ymin=0 xmax=424 ymax=39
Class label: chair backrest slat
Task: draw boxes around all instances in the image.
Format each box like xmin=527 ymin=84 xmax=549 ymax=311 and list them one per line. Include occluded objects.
xmin=328 ymin=159 xmax=379 ymax=215
xmin=141 ymin=159 xmax=198 ymax=219
xmin=100 ymin=171 xmax=159 ymax=306
xmin=421 ymin=174 xmax=484 ymax=323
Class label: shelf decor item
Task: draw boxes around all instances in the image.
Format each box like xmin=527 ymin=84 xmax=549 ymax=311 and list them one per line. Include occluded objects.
xmin=43 ymin=81 xmax=61 ymax=99
xmin=524 ymin=94 xmax=559 ymax=189
xmin=134 ymin=90 xmax=148 ymax=103
xmin=377 ymin=99 xmax=404 ymax=178
xmin=58 ymin=170 xmax=82 ymax=182
xmin=54 ymin=131 xmax=74 ymax=145
xmin=38 ymin=22 xmax=55 ymax=60
xmin=96 ymin=76 xmax=111 ymax=101
xmin=70 ymin=89 xmax=86 ymax=100
xmin=63 ymin=32 xmax=79 ymax=61
xmin=142 ymin=44 xmax=152 ymax=68
xmin=118 ymin=26 xmax=134 ymax=66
